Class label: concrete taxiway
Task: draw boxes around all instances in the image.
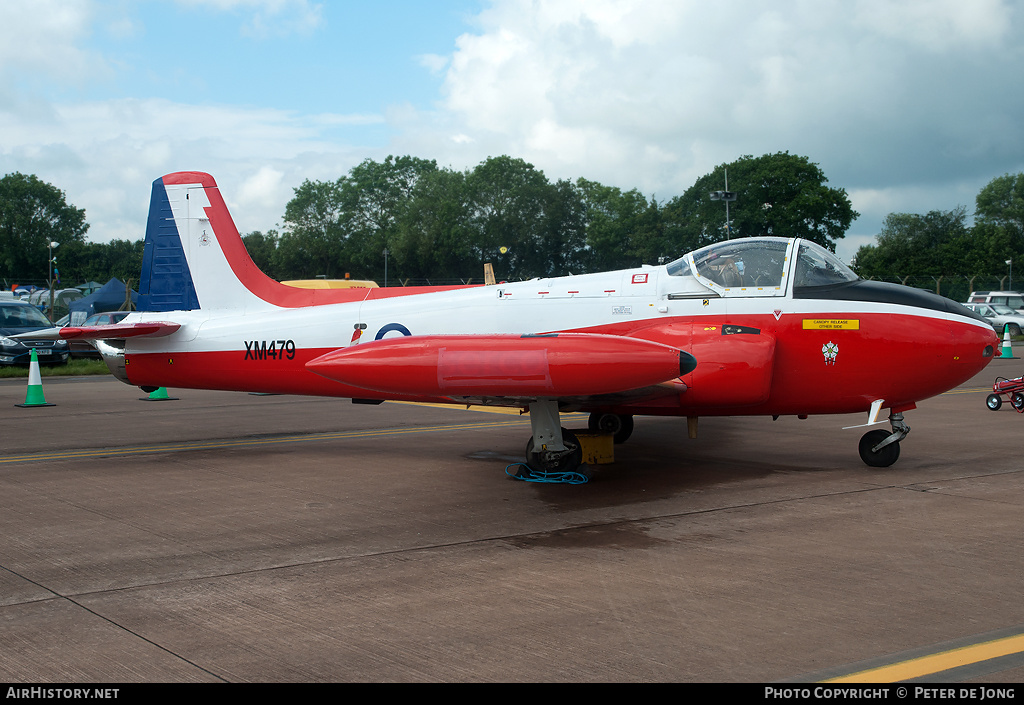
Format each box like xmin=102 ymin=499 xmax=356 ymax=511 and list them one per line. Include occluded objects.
xmin=1 ymin=359 xmax=1023 ymax=682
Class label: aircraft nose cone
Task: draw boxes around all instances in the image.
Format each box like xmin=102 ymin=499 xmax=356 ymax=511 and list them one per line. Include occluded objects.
xmin=950 ymin=318 xmax=999 ymax=372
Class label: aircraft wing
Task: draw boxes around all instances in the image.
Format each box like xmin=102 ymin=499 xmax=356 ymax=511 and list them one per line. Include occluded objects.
xmin=307 ymin=333 xmax=695 ymax=401
xmin=12 ymin=322 xmax=181 ymax=340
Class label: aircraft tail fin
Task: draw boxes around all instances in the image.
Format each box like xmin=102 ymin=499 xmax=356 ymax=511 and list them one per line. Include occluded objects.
xmin=139 ymin=172 xmax=339 ymax=312
xmin=136 ymin=172 xmax=473 ymax=313
xmin=138 ymin=172 xmax=281 ymax=312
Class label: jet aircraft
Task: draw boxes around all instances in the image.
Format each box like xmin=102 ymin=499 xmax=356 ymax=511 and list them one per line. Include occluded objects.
xmin=49 ymin=172 xmax=999 ymax=473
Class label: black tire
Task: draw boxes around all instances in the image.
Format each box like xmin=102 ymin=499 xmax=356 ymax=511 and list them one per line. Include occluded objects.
xmin=987 ymin=393 xmax=1003 ymax=411
xmin=1008 ymin=324 xmax=1022 ymax=337
xmin=587 ymin=412 xmax=635 ymax=444
xmin=1012 ymin=393 xmax=1024 ymax=411
xmin=859 ymin=429 xmax=900 ymax=468
xmin=525 ymin=428 xmax=583 ymax=474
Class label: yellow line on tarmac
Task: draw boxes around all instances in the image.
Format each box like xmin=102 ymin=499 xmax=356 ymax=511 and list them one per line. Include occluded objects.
xmin=0 ymin=419 xmax=533 ymax=465
xmin=825 ymin=632 xmax=1024 ymax=682
xmin=943 ymin=387 xmax=994 ymax=395
xmin=389 ymin=401 xmax=528 ymax=415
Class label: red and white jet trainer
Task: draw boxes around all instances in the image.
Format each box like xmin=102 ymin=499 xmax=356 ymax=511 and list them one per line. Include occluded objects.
xmin=66 ymin=172 xmax=999 ymax=472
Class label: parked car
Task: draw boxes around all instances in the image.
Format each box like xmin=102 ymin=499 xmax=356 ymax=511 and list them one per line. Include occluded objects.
xmin=964 ymin=303 xmax=1024 ymax=336
xmin=0 ymin=301 xmax=69 ymax=365
xmin=69 ymin=310 xmax=131 ymax=358
xmin=967 ymin=291 xmax=1024 ymax=313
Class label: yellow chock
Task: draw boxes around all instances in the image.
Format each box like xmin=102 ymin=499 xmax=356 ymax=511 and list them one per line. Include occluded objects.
xmin=15 ymin=349 xmax=55 ymax=407
xmin=140 ymin=387 xmax=178 ymax=401
xmin=576 ymin=432 xmax=614 ymax=465
xmin=1002 ymin=327 xmax=1017 ymax=359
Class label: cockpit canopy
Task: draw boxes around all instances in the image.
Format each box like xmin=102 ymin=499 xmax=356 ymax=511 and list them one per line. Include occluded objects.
xmin=665 ymin=237 xmax=857 ymax=297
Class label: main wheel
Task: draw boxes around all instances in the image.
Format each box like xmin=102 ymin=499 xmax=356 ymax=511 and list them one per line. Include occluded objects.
xmin=588 ymin=412 xmax=634 ymax=444
xmin=987 ymin=393 xmax=1003 ymax=411
xmin=1012 ymin=393 xmax=1024 ymax=411
xmin=525 ymin=428 xmax=583 ymax=474
xmin=859 ymin=429 xmax=900 ymax=468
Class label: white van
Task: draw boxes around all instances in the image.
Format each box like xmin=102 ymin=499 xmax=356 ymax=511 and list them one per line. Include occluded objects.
xmin=967 ymin=291 xmax=1024 ymax=313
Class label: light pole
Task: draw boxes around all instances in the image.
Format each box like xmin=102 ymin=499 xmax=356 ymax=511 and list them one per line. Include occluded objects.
xmin=709 ymin=168 xmax=737 ymax=239
xmin=1008 ymin=259 xmax=1013 ymax=291
xmin=48 ymin=241 xmax=59 ymax=321
xmin=383 ymin=248 xmax=389 ymax=287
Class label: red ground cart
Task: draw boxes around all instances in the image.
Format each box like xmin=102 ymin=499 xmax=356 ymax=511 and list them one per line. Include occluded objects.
xmin=987 ymin=375 xmax=1024 ymax=412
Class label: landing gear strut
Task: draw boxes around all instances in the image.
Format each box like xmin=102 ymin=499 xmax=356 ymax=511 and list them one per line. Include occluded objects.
xmin=858 ymin=412 xmax=910 ymax=468
xmin=525 ymin=400 xmax=583 ymax=474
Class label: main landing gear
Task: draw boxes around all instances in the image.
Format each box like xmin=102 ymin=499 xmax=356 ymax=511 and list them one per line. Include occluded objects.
xmin=524 ymin=400 xmax=583 ymax=474
xmin=524 ymin=404 xmax=637 ymax=474
xmin=587 ymin=412 xmax=634 ymax=444
xmin=858 ymin=412 xmax=910 ymax=468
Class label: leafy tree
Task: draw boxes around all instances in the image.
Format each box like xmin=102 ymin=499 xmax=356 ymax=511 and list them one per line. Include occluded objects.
xmin=465 ymin=155 xmax=553 ymax=280
xmin=394 ymin=168 xmax=476 ymax=281
xmin=576 ymin=178 xmax=663 ymax=270
xmin=280 ymin=178 xmax=350 ymax=278
xmin=661 ymin=152 xmax=858 ymax=253
xmin=976 ymin=172 xmax=1024 ymax=246
xmin=341 ymin=156 xmax=437 ymax=282
xmin=0 ymin=172 xmax=89 ymax=283
xmin=241 ymin=230 xmax=281 ymax=279
xmin=852 ymin=208 xmax=971 ymax=278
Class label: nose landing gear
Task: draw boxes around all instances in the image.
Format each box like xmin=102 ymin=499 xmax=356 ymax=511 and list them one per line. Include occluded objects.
xmin=858 ymin=412 xmax=910 ymax=467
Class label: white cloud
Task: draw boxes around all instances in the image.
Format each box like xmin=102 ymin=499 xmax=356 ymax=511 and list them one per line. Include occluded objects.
xmin=0 ymin=0 xmax=107 ymax=85
xmin=430 ymin=0 xmax=1024 ymax=202
xmin=3 ymin=0 xmax=1024 ymax=265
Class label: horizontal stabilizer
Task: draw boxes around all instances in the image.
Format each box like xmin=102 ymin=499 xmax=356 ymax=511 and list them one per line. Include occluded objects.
xmin=307 ymin=333 xmax=695 ymax=398
xmin=58 ymin=322 xmax=181 ymax=340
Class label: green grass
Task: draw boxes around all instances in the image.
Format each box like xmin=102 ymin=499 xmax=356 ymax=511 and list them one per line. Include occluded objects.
xmin=0 ymin=358 xmax=110 ymax=378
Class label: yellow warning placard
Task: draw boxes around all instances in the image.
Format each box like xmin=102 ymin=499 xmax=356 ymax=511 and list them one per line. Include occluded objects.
xmin=802 ymin=319 xmax=860 ymax=330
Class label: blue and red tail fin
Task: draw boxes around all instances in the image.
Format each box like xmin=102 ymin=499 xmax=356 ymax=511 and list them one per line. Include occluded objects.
xmin=137 ymin=172 xmax=476 ymax=313
xmin=138 ymin=175 xmax=202 ymax=312
xmin=137 ymin=172 xmax=329 ymax=312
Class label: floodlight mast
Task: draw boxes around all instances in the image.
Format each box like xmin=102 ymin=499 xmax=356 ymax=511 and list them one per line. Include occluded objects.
xmin=709 ymin=168 xmax=737 ymax=239
xmin=48 ymin=241 xmax=59 ymax=321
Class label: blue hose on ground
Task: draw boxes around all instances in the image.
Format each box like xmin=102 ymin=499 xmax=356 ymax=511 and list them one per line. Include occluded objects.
xmin=505 ymin=462 xmax=591 ymax=484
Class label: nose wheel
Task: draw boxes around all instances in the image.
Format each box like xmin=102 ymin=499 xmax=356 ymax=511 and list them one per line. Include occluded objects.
xmin=858 ymin=412 xmax=910 ymax=468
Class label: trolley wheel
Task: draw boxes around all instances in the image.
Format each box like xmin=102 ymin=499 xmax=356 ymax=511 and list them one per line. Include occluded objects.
xmin=987 ymin=393 xmax=1003 ymax=411
xmin=1012 ymin=393 xmax=1024 ymax=411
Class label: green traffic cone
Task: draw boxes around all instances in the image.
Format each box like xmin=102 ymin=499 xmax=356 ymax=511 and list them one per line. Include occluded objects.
xmin=140 ymin=386 xmax=178 ymax=401
xmin=1001 ymin=327 xmax=1018 ymax=360
xmin=15 ymin=349 xmax=55 ymax=407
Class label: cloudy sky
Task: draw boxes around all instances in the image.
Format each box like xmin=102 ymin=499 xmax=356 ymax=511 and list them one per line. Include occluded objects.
xmin=2 ymin=0 xmax=1023 ymax=266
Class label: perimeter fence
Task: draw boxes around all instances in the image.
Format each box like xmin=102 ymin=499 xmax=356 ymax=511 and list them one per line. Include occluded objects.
xmin=863 ymin=275 xmax=1017 ymax=303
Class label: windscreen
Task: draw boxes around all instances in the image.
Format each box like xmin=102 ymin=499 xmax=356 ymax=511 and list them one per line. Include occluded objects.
xmin=793 ymin=242 xmax=859 ymax=289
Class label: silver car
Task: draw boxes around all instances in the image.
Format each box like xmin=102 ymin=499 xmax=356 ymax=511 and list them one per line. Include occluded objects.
xmin=964 ymin=303 xmax=1024 ymax=336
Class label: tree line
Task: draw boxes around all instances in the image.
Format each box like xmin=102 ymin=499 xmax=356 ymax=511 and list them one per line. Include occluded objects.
xmin=6 ymin=155 xmax=1022 ymax=295
xmin=244 ymin=152 xmax=857 ymax=284
xmin=852 ymin=174 xmax=1024 ymax=295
